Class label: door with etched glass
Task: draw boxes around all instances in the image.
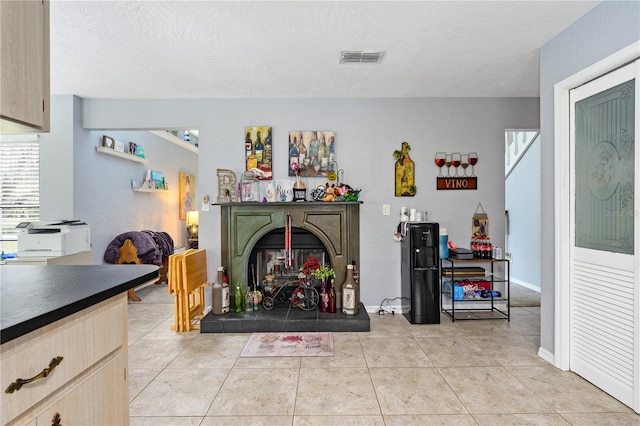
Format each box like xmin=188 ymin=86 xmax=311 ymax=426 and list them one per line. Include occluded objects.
xmin=569 ymin=61 xmax=637 ymax=409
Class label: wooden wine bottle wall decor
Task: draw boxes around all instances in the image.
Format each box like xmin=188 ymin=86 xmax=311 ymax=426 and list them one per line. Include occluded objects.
xmin=393 ymin=142 xmax=416 ymax=196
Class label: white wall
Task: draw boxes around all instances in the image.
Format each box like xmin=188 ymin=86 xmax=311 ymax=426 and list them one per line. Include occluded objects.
xmin=505 ymin=134 xmax=541 ymax=290
xmin=39 ymin=95 xmax=75 ymax=219
xmin=539 ymin=1 xmax=640 ymax=354
xmin=38 ymin=96 xmax=198 ymax=264
xmin=82 ymin=97 xmax=539 ymax=309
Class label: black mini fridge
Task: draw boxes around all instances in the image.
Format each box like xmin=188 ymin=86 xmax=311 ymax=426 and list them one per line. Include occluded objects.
xmin=401 ymin=222 xmax=440 ymax=324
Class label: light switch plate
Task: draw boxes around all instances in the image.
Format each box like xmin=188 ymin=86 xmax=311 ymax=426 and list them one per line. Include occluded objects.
xmin=383 ymin=204 xmax=390 ymax=215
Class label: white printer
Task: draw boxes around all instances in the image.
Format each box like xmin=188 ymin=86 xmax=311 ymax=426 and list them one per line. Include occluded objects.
xmin=17 ymin=220 xmax=91 ymax=257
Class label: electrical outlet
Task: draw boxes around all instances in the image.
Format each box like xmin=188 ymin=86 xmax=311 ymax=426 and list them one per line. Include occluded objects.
xmin=383 ymin=204 xmax=390 ymax=215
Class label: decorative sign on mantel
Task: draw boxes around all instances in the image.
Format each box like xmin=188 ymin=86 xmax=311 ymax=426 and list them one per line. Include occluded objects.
xmin=435 ymin=151 xmax=478 ymax=190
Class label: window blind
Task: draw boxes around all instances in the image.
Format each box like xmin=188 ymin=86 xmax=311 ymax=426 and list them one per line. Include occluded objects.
xmin=0 ymin=135 xmax=40 ymax=254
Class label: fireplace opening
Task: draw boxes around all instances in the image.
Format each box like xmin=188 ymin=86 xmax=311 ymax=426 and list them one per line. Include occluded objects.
xmin=248 ymin=227 xmax=328 ymax=291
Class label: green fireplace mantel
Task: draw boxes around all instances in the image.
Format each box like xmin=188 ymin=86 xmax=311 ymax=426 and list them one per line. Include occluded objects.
xmin=216 ymin=202 xmax=361 ymax=289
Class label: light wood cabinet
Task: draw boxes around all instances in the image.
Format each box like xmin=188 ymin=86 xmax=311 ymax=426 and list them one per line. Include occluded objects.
xmin=1 ymin=295 xmax=129 ymax=425
xmin=0 ymin=0 xmax=50 ymax=133
xmin=35 ymin=353 xmax=128 ymax=426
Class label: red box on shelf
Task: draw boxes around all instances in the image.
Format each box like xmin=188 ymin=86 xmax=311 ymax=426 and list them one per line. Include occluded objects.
xmin=455 ymin=279 xmax=491 ymax=291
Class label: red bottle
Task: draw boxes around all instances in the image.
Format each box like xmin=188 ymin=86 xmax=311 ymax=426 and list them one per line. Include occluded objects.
xmin=328 ymin=279 xmax=336 ymax=313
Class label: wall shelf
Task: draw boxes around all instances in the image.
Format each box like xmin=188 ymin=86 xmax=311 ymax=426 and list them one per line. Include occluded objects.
xmin=96 ymin=146 xmax=148 ymax=164
xmin=132 ymin=187 xmax=167 ymax=193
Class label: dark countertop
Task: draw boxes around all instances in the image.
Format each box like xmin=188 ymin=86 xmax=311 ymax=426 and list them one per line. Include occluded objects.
xmin=0 ymin=265 xmax=158 ymax=344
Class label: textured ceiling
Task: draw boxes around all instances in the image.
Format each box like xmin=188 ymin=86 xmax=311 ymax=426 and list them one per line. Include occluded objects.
xmin=50 ymin=0 xmax=601 ymax=99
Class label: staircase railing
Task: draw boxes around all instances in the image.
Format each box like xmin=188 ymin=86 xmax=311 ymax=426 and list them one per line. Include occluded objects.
xmin=505 ymin=130 xmax=539 ymax=178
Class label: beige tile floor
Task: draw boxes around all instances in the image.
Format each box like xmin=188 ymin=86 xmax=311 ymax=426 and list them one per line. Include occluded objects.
xmin=128 ymin=283 xmax=640 ymax=426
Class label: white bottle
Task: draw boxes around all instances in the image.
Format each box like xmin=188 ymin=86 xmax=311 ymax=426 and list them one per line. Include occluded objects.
xmin=212 ymin=266 xmax=229 ymax=315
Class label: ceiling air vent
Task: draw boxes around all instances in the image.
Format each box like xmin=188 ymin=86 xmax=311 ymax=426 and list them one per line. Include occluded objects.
xmin=339 ymin=51 xmax=384 ymax=64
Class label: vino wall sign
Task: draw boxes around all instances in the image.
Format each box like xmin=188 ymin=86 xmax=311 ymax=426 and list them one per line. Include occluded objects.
xmin=437 ymin=176 xmax=477 ymax=190
xmin=434 ymin=151 xmax=478 ymax=190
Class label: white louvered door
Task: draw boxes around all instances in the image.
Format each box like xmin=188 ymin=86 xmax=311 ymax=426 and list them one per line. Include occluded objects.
xmin=569 ymin=61 xmax=638 ymax=410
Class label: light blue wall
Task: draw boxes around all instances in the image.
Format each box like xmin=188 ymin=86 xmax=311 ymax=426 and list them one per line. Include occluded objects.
xmin=505 ymin=134 xmax=541 ymax=290
xmin=39 ymin=96 xmax=198 ymax=264
xmin=539 ymin=1 xmax=640 ymax=354
xmin=83 ymin=97 xmax=539 ymax=308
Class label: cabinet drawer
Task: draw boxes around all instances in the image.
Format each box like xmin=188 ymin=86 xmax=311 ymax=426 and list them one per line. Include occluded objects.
xmin=35 ymin=353 xmax=128 ymax=426
xmin=1 ymin=296 xmax=126 ymax=424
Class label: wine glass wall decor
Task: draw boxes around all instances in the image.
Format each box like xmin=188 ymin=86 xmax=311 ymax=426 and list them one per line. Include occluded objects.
xmin=434 ymin=151 xmax=479 ymax=190
xmin=434 ymin=152 xmax=446 ymax=177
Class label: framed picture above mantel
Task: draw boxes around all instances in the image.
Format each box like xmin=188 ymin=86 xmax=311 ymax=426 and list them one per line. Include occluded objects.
xmin=245 ymin=126 xmax=272 ymax=180
xmin=288 ymin=130 xmax=335 ymax=177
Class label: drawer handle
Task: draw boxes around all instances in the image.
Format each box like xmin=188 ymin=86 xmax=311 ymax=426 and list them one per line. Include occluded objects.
xmin=5 ymin=356 xmax=64 ymax=393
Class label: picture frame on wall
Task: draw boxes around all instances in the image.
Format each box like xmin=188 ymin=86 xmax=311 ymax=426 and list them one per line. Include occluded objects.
xmin=114 ymin=140 xmax=125 ymax=153
xmin=179 ymin=170 xmax=196 ymax=220
xmin=135 ymin=144 xmax=145 ymax=158
xmin=102 ymin=135 xmax=115 ymax=149
xmin=288 ymin=131 xmax=335 ymax=177
xmin=150 ymin=170 xmax=166 ymax=190
xmin=244 ymin=126 xmax=272 ymax=180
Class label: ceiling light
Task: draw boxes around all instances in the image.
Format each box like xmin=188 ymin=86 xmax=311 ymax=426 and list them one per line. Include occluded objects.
xmin=339 ymin=51 xmax=384 ymax=64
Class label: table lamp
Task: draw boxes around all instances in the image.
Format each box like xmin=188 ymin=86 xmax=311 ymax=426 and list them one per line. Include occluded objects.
xmin=186 ymin=210 xmax=199 ymax=248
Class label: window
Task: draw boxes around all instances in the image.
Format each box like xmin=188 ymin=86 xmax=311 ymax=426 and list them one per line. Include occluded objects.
xmin=0 ymin=135 xmax=40 ymax=254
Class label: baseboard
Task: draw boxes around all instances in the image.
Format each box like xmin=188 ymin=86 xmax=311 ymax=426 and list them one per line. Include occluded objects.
xmin=537 ymin=346 xmax=555 ymax=366
xmin=511 ymin=277 xmax=541 ymax=292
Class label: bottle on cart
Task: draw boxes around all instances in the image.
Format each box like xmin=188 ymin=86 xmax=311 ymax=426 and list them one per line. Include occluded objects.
xmin=474 ymin=236 xmax=481 ymax=258
xmin=212 ymin=266 xmax=230 ymax=315
xmin=341 ymin=264 xmax=360 ymax=315
xmin=439 ymin=227 xmax=449 ymax=259
xmin=482 ymin=238 xmax=492 ymax=259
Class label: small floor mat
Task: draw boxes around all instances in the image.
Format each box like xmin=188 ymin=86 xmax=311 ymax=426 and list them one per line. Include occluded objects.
xmin=240 ymin=332 xmax=334 ymax=357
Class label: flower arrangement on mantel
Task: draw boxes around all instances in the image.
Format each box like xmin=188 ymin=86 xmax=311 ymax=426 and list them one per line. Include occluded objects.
xmin=298 ymin=256 xmax=335 ymax=282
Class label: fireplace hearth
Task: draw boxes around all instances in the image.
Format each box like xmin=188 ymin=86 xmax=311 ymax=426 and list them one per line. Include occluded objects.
xmin=200 ymin=302 xmax=370 ymax=333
